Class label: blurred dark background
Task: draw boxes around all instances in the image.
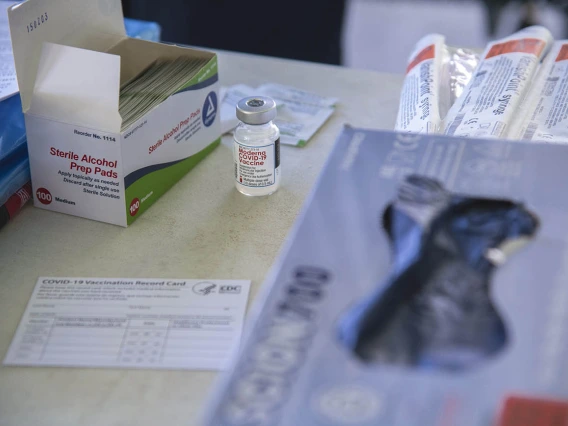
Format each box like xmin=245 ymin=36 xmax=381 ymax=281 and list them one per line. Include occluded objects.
xmin=122 ymin=0 xmax=568 ymax=70
xmin=121 ymin=0 xmax=347 ymax=65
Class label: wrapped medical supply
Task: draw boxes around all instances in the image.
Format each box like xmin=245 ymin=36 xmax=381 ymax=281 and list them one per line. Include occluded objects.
xmin=444 ymin=26 xmax=552 ymax=139
xmin=511 ymin=40 xmax=568 ymax=143
xmin=395 ymin=35 xmax=479 ymax=134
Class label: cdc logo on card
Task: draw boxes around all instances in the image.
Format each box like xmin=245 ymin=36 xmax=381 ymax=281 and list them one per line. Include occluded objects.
xmin=220 ymin=285 xmax=241 ymax=294
xmin=193 ymin=282 xmax=216 ymax=296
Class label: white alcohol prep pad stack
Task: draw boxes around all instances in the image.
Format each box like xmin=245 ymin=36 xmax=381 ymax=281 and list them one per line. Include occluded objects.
xmin=119 ymin=57 xmax=209 ymax=130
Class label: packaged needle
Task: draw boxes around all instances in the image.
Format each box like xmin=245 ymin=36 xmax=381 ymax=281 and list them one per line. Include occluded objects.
xmin=511 ymin=40 xmax=568 ymax=143
xmin=395 ymin=34 xmax=479 ymax=134
xmin=444 ymin=26 xmax=553 ymax=139
xmin=395 ymin=34 xmax=445 ymax=134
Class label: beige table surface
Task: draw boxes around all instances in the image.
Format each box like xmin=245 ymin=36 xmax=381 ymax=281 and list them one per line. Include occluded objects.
xmin=0 ymin=50 xmax=403 ymax=426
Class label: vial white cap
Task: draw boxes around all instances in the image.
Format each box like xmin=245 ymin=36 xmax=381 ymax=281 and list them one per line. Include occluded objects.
xmin=236 ymin=96 xmax=277 ymax=125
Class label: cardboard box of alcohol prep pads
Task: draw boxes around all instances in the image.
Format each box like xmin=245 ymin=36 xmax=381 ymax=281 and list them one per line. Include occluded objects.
xmin=8 ymin=0 xmax=221 ymax=226
xmin=203 ymin=128 xmax=568 ymax=426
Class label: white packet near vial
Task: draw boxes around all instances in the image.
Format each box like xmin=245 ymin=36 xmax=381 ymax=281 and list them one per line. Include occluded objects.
xmin=257 ymin=83 xmax=336 ymax=147
xmin=444 ymin=25 xmax=553 ymax=139
xmin=510 ymin=40 xmax=568 ymax=143
xmin=257 ymin=83 xmax=337 ymax=108
xmin=268 ymin=103 xmax=334 ymax=147
xmin=221 ymin=83 xmax=337 ymax=147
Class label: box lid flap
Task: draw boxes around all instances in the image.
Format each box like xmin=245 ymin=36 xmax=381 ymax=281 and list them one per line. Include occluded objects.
xmin=8 ymin=0 xmax=125 ymax=111
xmin=29 ymin=43 xmax=122 ymax=132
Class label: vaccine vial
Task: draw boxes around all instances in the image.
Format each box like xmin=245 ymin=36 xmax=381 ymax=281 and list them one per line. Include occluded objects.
xmin=234 ymin=96 xmax=281 ymax=196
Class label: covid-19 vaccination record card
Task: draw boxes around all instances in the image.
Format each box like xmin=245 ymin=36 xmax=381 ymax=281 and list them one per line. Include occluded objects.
xmin=4 ymin=277 xmax=251 ymax=370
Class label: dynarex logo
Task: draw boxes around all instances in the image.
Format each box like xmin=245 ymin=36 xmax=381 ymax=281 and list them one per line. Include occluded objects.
xmin=193 ymin=282 xmax=217 ymax=295
xmin=202 ymin=91 xmax=217 ymax=127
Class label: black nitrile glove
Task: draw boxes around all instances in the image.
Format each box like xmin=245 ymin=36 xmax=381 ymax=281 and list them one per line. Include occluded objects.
xmin=338 ymin=175 xmax=539 ymax=372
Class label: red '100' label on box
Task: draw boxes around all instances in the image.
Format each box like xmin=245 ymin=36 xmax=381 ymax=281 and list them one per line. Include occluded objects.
xmin=234 ymin=140 xmax=279 ymax=188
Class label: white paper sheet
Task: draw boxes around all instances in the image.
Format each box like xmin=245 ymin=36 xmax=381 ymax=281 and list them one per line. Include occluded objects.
xmin=0 ymin=2 xmax=18 ymax=101
xmin=220 ymin=83 xmax=337 ymax=146
xmin=4 ymin=277 xmax=251 ymax=370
